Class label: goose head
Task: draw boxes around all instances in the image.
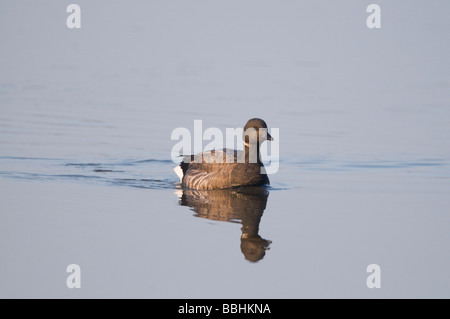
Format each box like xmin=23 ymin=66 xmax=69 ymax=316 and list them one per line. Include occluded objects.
xmin=243 ymin=118 xmax=273 ymax=147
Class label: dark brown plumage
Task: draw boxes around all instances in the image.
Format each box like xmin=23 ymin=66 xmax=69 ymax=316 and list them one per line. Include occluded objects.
xmin=175 ymin=118 xmax=273 ymax=190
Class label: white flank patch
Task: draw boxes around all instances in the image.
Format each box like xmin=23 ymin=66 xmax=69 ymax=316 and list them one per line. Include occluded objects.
xmin=174 ymin=165 xmax=183 ymax=182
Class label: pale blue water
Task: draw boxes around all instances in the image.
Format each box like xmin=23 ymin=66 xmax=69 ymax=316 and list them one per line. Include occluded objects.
xmin=1 ymin=1 xmax=450 ymax=298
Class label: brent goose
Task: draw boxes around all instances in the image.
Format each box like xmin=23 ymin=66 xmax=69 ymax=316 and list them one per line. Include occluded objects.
xmin=174 ymin=118 xmax=273 ymax=190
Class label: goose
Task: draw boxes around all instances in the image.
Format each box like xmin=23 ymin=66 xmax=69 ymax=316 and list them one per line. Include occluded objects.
xmin=174 ymin=118 xmax=273 ymax=190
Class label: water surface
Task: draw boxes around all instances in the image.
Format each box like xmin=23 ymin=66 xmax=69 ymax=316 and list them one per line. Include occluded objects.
xmin=1 ymin=1 xmax=450 ymax=298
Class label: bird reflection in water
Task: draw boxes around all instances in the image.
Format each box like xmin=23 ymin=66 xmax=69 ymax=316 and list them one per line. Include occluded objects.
xmin=177 ymin=186 xmax=271 ymax=262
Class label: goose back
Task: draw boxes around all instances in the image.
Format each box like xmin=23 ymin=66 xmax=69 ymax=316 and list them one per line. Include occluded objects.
xmin=180 ymin=148 xmax=269 ymax=190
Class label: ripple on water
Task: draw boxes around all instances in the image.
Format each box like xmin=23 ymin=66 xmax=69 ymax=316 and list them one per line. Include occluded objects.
xmin=287 ymin=158 xmax=448 ymax=172
xmin=0 ymin=156 xmax=179 ymax=190
xmin=0 ymin=156 xmax=448 ymax=190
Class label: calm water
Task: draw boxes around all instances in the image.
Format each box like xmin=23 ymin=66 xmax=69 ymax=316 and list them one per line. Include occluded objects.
xmin=1 ymin=1 xmax=450 ymax=298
